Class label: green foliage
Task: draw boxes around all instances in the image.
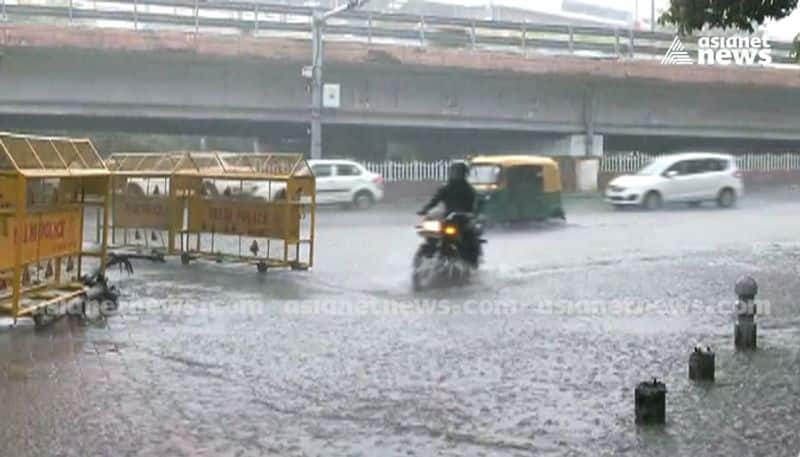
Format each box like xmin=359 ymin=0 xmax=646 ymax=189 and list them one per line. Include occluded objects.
xmin=794 ymin=33 xmax=800 ymax=61
xmin=659 ymin=0 xmax=798 ymax=34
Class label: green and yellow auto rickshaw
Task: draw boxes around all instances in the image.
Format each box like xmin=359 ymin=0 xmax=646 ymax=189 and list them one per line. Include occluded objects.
xmin=468 ymin=155 xmax=565 ymax=225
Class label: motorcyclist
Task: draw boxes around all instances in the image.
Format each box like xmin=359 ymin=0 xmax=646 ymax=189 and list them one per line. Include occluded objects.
xmin=417 ymin=162 xmax=481 ymax=266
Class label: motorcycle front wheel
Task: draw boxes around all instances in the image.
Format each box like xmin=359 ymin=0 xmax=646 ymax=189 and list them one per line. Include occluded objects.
xmin=412 ymin=244 xmax=438 ymax=292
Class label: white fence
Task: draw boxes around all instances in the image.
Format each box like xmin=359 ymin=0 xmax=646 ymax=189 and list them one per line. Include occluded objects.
xmin=363 ymin=160 xmax=453 ymax=182
xmin=364 ymin=154 xmax=800 ymax=182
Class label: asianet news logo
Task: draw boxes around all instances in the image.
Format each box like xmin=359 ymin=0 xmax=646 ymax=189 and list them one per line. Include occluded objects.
xmin=662 ymin=36 xmax=772 ymax=66
xmin=698 ymin=36 xmax=772 ymax=65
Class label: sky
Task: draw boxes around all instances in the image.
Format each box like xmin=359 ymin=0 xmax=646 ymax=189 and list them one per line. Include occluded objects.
xmin=425 ymin=0 xmax=799 ymax=41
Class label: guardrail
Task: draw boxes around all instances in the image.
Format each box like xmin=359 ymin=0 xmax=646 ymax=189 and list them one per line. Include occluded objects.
xmin=0 ymin=0 xmax=796 ymax=64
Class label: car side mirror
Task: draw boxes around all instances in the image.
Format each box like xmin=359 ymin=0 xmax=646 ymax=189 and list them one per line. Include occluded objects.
xmin=665 ymin=170 xmax=678 ymax=178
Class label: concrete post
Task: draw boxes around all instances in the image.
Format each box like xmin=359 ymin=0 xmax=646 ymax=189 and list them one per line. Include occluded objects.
xmin=734 ymin=276 xmax=758 ymax=350
xmin=689 ymin=346 xmax=715 ymax=382
xmin=582 ymin=88 xmax=595 ymax=158
xmin=635 ymin=378 xmax=666 ymax=425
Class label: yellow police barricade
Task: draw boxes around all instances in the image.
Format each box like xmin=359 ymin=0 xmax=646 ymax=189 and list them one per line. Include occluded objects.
xmin=0 ymin=132 xmax=111 ymax=323
xmin=107 ymin=151 xmax=316 ymax=272
xmin=176 ymin=152 xmax=316 ymax=272
xmin=106 ymin=152 xmax=184 ymax=254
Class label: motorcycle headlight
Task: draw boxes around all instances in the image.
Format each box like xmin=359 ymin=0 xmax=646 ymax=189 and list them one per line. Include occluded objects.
xmin=443 ymin=225 xmax=458 ymax=236
xmin=421 ymin=220 xmax=442 ymax=232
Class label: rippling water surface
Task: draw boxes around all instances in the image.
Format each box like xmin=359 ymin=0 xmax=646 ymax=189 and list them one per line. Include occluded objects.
xmin=2 ymin=195 xmax=800 ymax=456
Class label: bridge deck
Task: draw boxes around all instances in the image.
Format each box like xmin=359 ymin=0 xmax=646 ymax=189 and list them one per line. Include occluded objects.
xmin=1 ymin=24 xmax=798 ymax=89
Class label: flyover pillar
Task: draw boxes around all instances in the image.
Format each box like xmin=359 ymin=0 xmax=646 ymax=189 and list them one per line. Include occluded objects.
xmin=529 ymin=134 xmax=604 ymax=192
xmin=566 ymin=134 xmax=604 ymax=193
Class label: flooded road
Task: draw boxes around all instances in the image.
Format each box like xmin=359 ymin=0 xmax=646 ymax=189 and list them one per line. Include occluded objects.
xmin=2 ymin=192 xmax=800 ymax=457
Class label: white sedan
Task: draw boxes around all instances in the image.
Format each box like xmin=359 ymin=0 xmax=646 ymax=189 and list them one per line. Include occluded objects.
xmin=307 ymin=159 xmax=384 ymax=209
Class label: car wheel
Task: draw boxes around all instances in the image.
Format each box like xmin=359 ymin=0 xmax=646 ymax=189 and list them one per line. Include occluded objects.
xmin=717 ymin=188 xmax=736 ymax=208
xmin=642 ymin=191 xmax=662 ymax=210
xmin=353 ymin=191 xmax=375 ymax=210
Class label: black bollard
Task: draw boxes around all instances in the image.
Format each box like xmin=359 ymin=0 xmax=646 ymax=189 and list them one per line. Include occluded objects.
xmin=734 ymin=276 xmax=758 ymax=350
xmin=689 ymin=345 xmax=715 ymax=382
xmin=635 ymin=378 xmax=666 ymax=425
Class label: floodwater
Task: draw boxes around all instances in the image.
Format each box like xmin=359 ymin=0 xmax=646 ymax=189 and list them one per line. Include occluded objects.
xmin=2 ymin=191 xmax=800 ymax=457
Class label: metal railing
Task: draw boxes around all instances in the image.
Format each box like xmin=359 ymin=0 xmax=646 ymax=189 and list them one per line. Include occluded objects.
xmin=601 ymin=153 xmax=800 ymax=174
xmin=363 ymin=160 xmax=452 ymax=182
xmin=362 ymin=154 xmax=800 ymax=182
xmin=0 ymin=0 xmax=796 ymax=64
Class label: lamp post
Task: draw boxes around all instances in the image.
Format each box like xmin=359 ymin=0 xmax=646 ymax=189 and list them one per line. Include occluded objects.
xmin=651 ymin=0 xmax=655 ymax=32
xmin=309 ymin=0 xmax=369 ymax=159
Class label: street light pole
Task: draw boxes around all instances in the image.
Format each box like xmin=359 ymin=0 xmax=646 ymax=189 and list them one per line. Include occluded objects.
xmin=310 ymin=11 xmax=324 ymax=159
xmin=651 ymin=0 xmax=655 ymax=32
xmin=308 ymin=0 xmax=368 ymax=159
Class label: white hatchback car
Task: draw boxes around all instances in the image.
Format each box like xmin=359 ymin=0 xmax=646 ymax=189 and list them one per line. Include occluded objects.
xmin=308 ymin=159 xmax=384 ymax=209
xmin=605 ymin=153 xmax=743 ymax=209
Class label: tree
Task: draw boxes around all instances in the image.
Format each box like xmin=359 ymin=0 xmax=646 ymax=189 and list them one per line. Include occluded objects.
xmin=794 ymin=32 xmax=800 ymax=60
xmin=659 ymin=0 xmax=798 ymax=34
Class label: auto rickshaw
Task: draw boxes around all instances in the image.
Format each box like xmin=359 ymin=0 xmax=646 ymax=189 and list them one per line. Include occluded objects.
xmin=468 ymin=155 xmax=565 ymax=225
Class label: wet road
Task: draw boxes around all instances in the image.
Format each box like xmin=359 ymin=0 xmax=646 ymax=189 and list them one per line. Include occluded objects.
xmin=2 ymin=192 xmax=800 ymax=457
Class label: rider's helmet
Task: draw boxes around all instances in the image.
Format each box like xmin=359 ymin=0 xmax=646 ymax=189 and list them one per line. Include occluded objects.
xmin=448 ymin=161 xmax=469 ymax=182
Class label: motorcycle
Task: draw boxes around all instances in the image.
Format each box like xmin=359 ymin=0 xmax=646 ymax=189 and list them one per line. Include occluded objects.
xmin=412 ymin=212 xmax=485 ymax=291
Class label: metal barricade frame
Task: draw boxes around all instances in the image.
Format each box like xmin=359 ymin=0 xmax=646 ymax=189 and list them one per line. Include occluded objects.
xmin=0 ymin=132 xmax=111 ymax=320
xmin=107 ymin=151 xmax=316 ymax=272
xmin=106 ymin=152 xmax=185 ymax=254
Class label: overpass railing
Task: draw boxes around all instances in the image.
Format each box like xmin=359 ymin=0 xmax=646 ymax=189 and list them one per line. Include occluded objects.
xmin=0 ymin=0 xmax=797 ymax=64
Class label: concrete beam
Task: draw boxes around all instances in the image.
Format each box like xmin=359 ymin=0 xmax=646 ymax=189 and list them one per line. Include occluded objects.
xmin=0 ymin=42 xmax=798 ymax=144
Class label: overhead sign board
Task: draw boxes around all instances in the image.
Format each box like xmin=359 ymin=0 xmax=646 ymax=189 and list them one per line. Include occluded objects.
xmin=323 ymin=83 xmax=341 ymax=108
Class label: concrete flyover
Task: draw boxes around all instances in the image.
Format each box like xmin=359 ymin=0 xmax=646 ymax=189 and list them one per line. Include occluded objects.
xmin=0 ymin=24 xmax=799 ymax=159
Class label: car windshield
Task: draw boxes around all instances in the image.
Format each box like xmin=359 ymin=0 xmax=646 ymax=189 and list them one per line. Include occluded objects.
xmin=468 ymin=164 xmax=501 ymax=184
xmin=636 ymin=158 xmax=671 ymax=176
